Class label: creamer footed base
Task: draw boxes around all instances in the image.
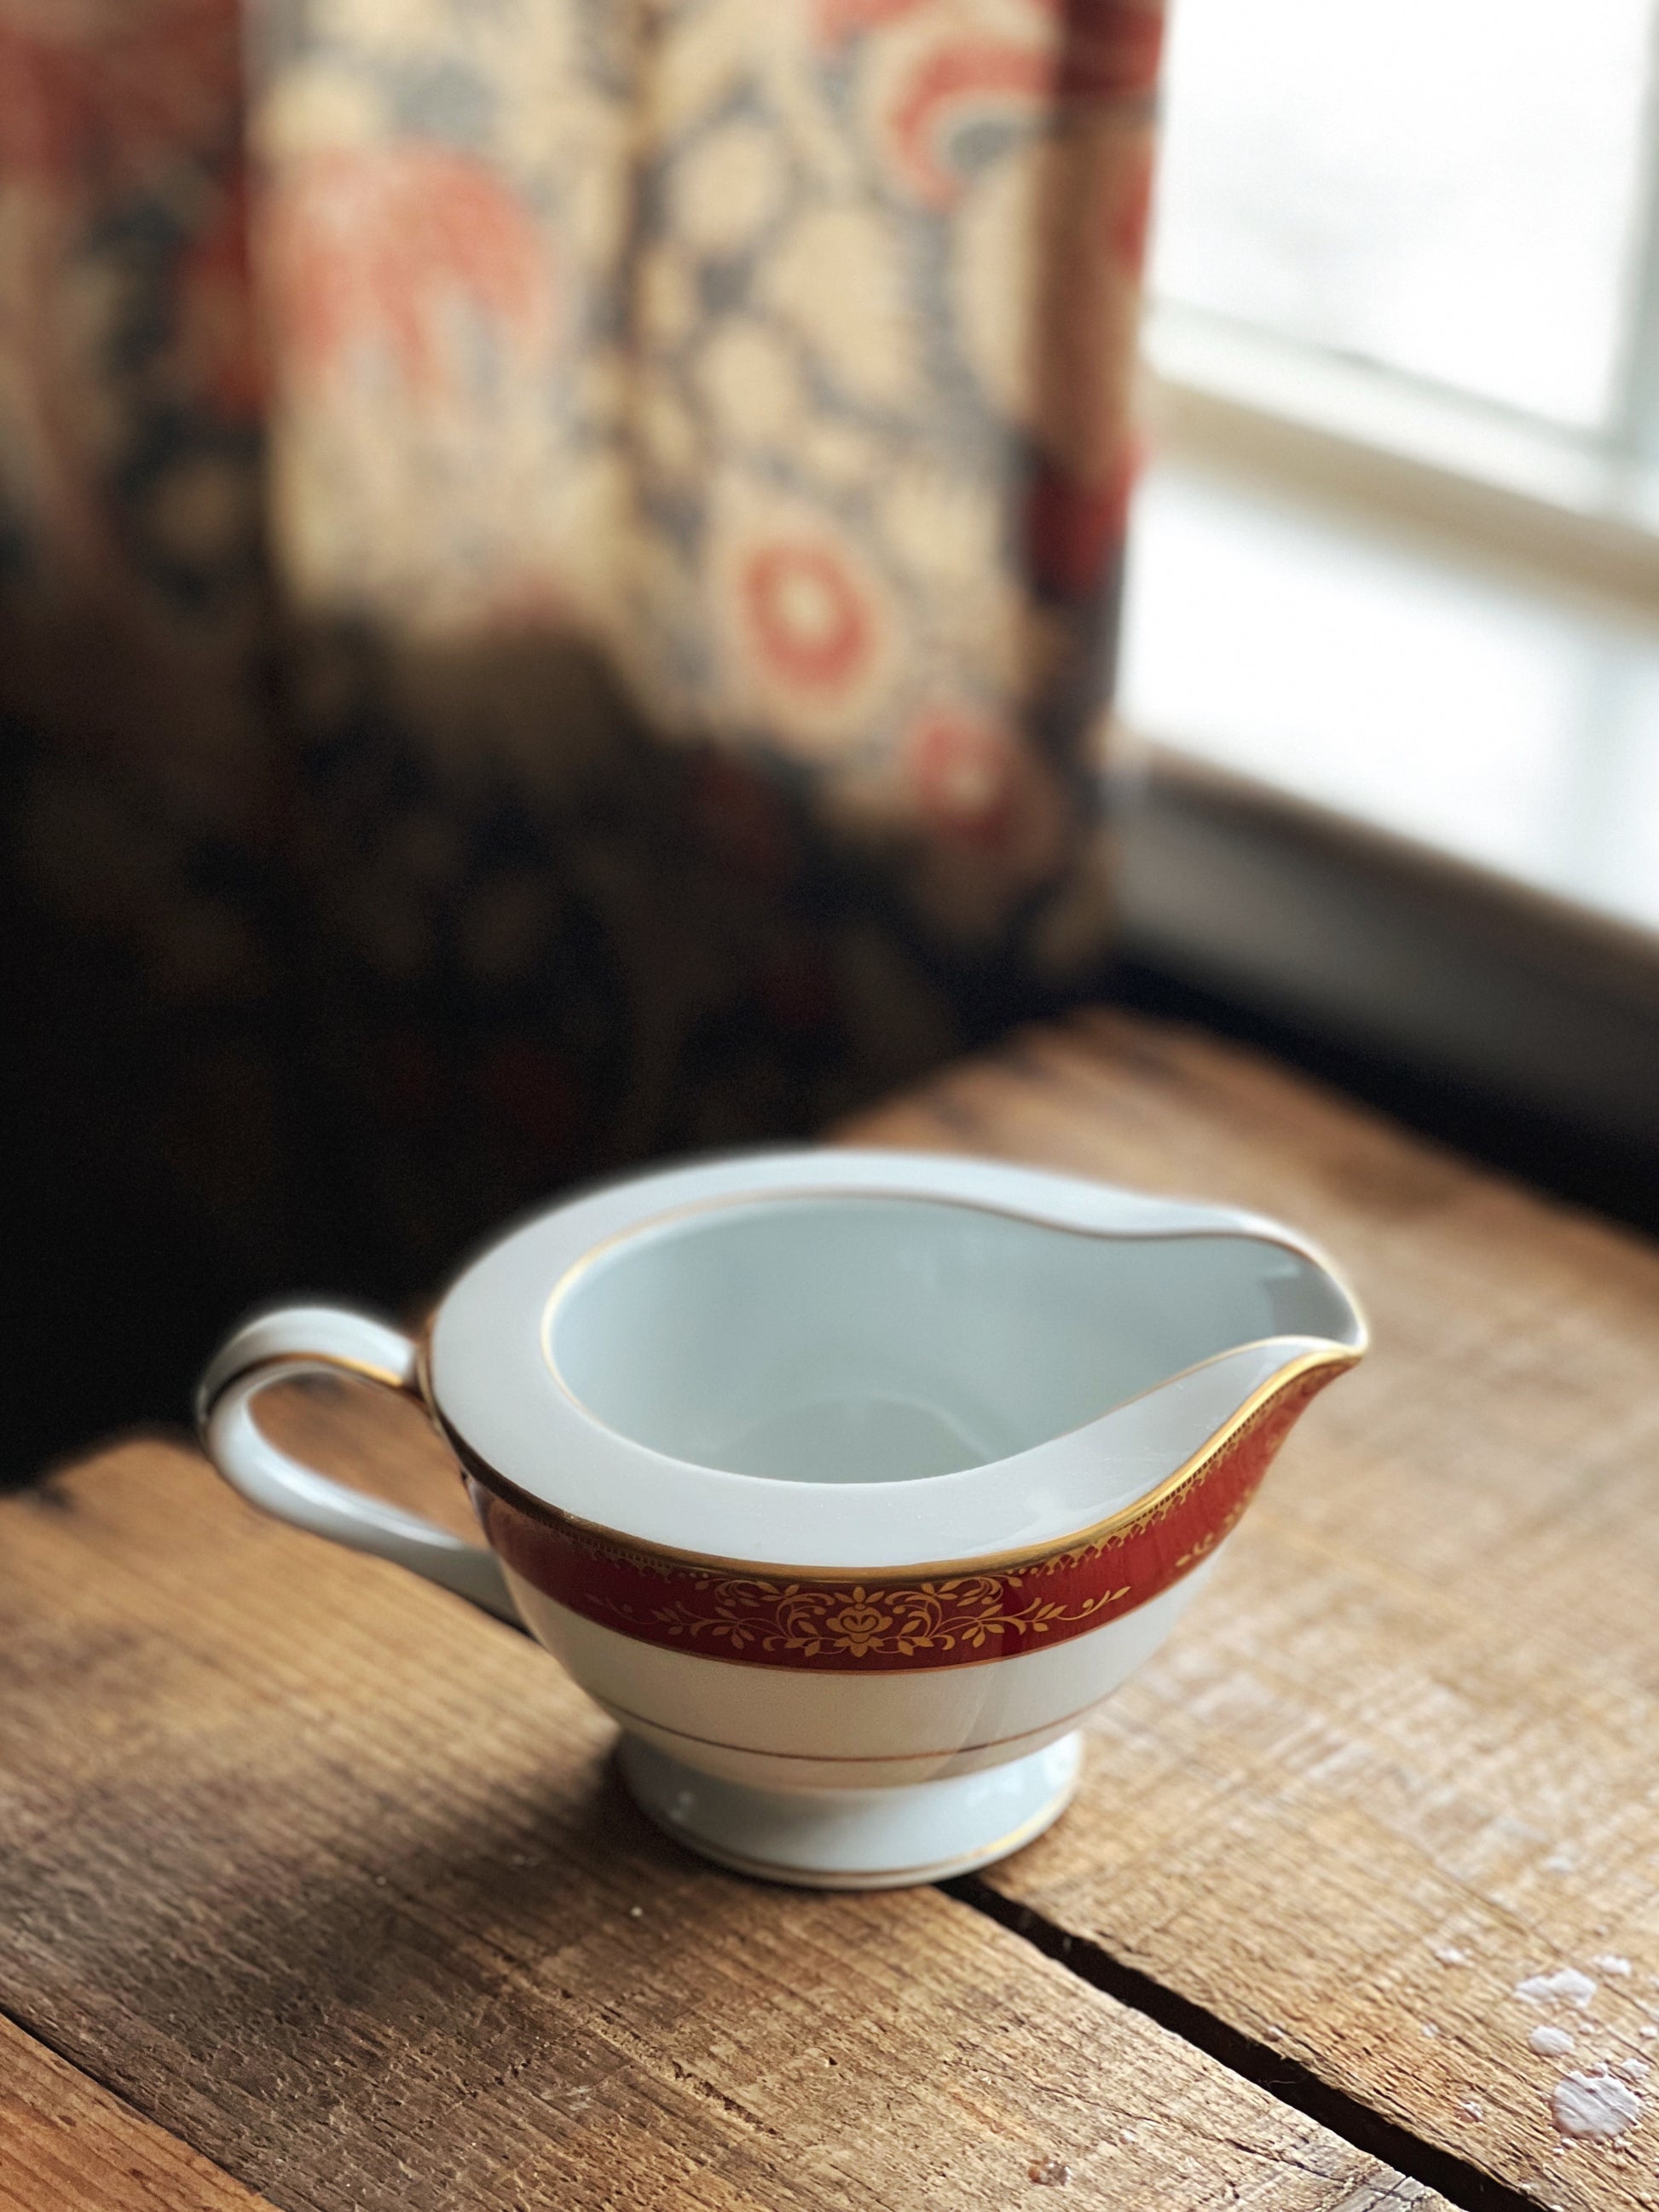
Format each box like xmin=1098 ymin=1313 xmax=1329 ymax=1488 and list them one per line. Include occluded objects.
xmin=616 ymin=1730 xmax=1084 ymax=1890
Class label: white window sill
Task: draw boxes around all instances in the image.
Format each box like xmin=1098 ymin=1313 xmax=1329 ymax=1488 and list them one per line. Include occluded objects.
xmin=1144 ymin=307 xmax=1659 ymax=580
xmin=1113 ymin=442 xmax=1659 ymax=1150
xmin=1120 ymin=453 xmax=1659 ymax=943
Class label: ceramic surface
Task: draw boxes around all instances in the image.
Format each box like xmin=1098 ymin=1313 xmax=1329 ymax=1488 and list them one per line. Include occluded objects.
xmin=197 ymin=1148 xmax=1366 ymax=1886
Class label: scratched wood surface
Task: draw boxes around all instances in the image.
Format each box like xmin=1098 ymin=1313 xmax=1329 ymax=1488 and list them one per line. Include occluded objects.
xmin=842 ymin=1012 xmax=1659 ymax=2212
xmin=0 ymin=1418 xmax=1435 ymax=2212
xmin=0 ymin=2016 xmax=275 ymax=2212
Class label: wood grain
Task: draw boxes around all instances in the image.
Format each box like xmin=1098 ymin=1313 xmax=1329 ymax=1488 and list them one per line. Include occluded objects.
xmin=0 ymin=2014 xmax=274 ymax=2212
xmin=842 ymin=1011 xmax=1659 ymax=2212
xmin=0 ymin=1418 xmax=1434 ymax=2212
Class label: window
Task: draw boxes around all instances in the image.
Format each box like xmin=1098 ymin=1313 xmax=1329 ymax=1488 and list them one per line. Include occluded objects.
xmin=1145 ymin=0 xmax=1659 ymax=485
xmin=1119 ymin=0 xmax=1659 ymax=940
xmin=1115 ymin=3 xmax=1659 ymax=1141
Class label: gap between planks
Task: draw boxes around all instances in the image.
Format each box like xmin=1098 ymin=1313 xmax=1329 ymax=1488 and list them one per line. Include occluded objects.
xmin=434 ymin=1579 xmax=1534 ymax=2212
xmin=938 ymin=1880 xmax=1540 ymax=2212
xmin=0 ymin=1802 xmax=1474 ymax=2212
xmin=839 ymin=1011 xmax=1659 ymax=2212
xmin=0 ymin=2007 xmax=275 ymax=2212
xmin=1 ymin=1436 xmax=1443 ymax=2212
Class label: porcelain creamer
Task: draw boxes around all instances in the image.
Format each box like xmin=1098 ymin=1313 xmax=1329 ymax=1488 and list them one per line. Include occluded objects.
xmin=197 ymin=1148 xmax=1367 ymax=1886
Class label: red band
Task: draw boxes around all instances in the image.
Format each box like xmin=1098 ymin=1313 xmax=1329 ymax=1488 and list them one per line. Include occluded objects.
xmin=464 ymin=1364 xmax=1339 ymax=1672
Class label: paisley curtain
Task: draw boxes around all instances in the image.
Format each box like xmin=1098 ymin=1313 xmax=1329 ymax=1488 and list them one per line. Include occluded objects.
xmin=0 ymin=0 xmax=1161 ymax=1436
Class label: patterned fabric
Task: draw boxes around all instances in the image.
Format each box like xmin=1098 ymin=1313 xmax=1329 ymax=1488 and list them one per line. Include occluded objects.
xmin=2 ymin=0 xmax=1160 ymax=1306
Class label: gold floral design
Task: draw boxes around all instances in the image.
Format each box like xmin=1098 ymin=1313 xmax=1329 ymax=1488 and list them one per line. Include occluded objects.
xmin=466 ymin=1357 xmax=1352 ymax=1671
xmin=609 ymin=1574 xmax=1130 ymax=1658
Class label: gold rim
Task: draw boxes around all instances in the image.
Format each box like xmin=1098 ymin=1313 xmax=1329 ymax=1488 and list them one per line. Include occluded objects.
xmin=431 ymin=1344 xmax=1357 ymax=1584
xmin=533 ymin=1180 xmax=1361 ymax=1414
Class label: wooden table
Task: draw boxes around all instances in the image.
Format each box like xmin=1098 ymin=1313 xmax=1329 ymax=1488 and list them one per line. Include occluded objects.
xmin=4 ymin=1011 xmax=1656 ymax=2212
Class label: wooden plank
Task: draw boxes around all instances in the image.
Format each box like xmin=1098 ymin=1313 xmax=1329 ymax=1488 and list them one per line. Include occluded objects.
xmin=0 ymin=2013 xmax=274 ymax=2212
xmin=0 ymin=1429 xmax=1436 ymax=2212
xmin=843 ymin=1010 xmax=1659 ymax=2212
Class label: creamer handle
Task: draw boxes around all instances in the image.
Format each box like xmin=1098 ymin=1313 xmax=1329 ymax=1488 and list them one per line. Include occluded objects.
xmin=195 ymin=1304 xmax=519 ymax=1625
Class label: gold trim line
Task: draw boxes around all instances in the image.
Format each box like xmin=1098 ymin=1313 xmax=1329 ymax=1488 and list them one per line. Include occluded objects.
xmin=435 ymin=1345 xmax=1357 ymax=1583
xmin=592 ymin=1689 xmax=1106 ymax=1763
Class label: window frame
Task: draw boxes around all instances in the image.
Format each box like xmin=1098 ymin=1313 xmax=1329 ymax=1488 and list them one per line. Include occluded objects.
xmin=1142 ymin=0 xmax=1659 ymax=601
xmin=1141 ymin=303 xmax=1659 ymax=615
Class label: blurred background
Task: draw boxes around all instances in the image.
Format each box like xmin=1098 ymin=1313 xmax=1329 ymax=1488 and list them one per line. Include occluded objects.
xmin=4 ymin=0 xmax=1658 ymax=1480
xmin=1121 ymin=0 xmax=1659 ymax=1208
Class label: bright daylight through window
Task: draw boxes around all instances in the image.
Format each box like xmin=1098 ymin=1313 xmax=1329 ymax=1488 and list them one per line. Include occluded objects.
xmin=1151 ymin=0 xmax=1659 ymax=456
xmin=1120 ymin=0 xmax=1659 ymax=936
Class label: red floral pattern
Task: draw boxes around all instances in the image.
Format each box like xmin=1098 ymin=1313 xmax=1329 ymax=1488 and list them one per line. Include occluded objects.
xmin=2 ymin=0 xmax=1165 ymax=1349
xmin=740 ymin=543 xmax=874 ymax=694
xmin=464 ymin=1362 xmax=1345 ymax=1674
xmin=884 ymin=39 xmax=1052 ymax=209
xmin=268 ymin=146 xmax=555 ymax=397
xmin=910 ymin=712 xmax=1021 ymax=847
